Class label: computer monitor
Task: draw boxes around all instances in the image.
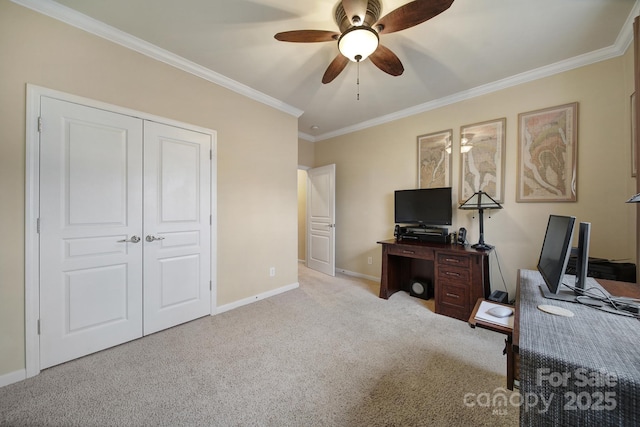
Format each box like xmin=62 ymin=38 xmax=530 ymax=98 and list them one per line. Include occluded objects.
xmin=573 ymin=222 xmax=591 ymax=292
xmin=537 ymin=215 xmax=577 ymax=302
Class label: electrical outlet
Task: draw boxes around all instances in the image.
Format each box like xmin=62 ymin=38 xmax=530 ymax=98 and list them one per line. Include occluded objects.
xmin=269 ymin=267 xmax=276 ymax=277
xmin=367 ymin=257 xmax=373 ymax=265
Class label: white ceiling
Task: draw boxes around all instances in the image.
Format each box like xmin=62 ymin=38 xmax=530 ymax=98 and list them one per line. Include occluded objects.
xmin=22 ymin=0 xmax=640 ymax=140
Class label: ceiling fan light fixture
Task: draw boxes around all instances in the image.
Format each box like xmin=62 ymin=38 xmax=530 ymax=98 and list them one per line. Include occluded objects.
xmin=338 ymin=26 xmax=379 ymax=62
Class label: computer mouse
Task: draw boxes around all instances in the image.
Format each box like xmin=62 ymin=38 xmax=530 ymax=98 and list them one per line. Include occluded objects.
xmin=487 ymin=306 xmax=514 ymax=318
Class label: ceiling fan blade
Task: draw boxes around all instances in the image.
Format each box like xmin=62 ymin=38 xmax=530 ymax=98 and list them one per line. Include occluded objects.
xmin=322 ymin=54 xmax=350 ymax=84
xmin=375 ymin=0 xmax=454 ymax=35
xmin=341 ymin=0 xmax=369 ymax=26
xmin=274 ymin=30 xmax=340 ymax=43
xmin=369 ymin=45 xmax=404 ymax=76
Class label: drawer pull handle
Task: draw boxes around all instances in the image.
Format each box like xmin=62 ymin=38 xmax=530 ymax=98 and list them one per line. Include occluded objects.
xmin=445 ymin=272 xmax=461 ymax=277
xmin=445 ymin=258 xmax=460 ymax=263
xmin=446 ymin=293 xmax=460 ymax=298
xmin=402 ymin=250 xmax=415 ymax=254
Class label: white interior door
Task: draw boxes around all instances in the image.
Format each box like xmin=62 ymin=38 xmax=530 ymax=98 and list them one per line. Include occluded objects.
xmin=39 ymin=97 xmax=144 ymax=369
xmin=143 ymin=121 xmax=211 ymax=334
xmin=306 ymin=164 xmax=336 ymax=276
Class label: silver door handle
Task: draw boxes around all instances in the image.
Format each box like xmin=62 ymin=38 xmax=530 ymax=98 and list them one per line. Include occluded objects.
xmin=118 ymin=235 xmax=141 ymax=243
xmin=146 ymin=235 xmax=165 ymax=242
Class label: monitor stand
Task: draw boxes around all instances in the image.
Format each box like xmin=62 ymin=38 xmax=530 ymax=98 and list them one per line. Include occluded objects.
xmin=539 ymin=285 xmax=577 ymax=303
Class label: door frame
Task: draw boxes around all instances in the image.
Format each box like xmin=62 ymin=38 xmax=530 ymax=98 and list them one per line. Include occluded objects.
xmin=24 ymin=84 xmax=218 ymax=378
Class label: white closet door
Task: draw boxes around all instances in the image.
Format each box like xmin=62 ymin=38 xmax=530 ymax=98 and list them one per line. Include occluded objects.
xmin=39 ymin=97 xmax=144 ymax=369
xmin=143 ymin=121 xmax=212 ymax=335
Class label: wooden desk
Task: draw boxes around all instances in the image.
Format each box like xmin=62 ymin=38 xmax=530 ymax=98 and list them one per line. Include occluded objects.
xmin=377 ymin=239 xmax=491 ymax=321
xmin=515 ymin=269 xmax=640 ymax=424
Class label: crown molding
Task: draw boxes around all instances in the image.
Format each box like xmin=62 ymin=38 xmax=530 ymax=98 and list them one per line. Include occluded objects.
xmin=13 ymin=0 xmax=638 ymax=142
xmin=11 ymin=0 xmax=304 ymax=119
xmin=618 ymin=0 xmax=640 ymax=51
xmin=312 ymin=1 xmax=640 ymax=142
xmin=314 ymin=43 xmax=630 ymax=142
xmin=298 ymin=132 xmax=315 ymax=142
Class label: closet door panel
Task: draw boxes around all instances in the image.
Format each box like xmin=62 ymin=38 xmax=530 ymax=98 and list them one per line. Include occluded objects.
xmin=143 ymin=121 xmax=212 ymax=334
xmin=39 ymin=97 xmax=144 ymax=369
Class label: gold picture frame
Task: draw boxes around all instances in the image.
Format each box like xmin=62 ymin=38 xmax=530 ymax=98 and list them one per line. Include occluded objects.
xmin=459 ymin=118 xmax=506 ymax=203
xmin=418 ymin=129 xmax=452 ymax=189
xmin=517 ymin=102 xmax=578 ymax=202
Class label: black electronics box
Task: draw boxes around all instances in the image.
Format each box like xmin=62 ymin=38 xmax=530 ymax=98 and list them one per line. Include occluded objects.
xmin=399 ymin=233 xmax=448 ymax=243
xmin=488 ymin=290 xmax=509 ymax=304
xmin=395 ymin=225 xmax=448 ymax=243
xmin=565 ymin=256 xmax=636 ymax=283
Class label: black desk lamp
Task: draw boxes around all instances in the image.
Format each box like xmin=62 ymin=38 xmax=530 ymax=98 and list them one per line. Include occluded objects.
xmin=459 ymin=191 xmax=502 ymax=251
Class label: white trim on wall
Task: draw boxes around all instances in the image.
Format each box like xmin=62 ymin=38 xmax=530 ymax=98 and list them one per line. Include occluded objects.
xmin=11 ymin=0 xmax=304 ymax=120
xmin=215 ymin=282 xmax=300 ymax=315
xmin=298 ymin=1 xmax=640 ymax=143
xmin=310 ymin=46 xmax=633 ymax=142
xmin=336 ymin=268 xmax=380 ymax=283
xmin=24 ymin=86 xmax=41 ymax=378
xmin=11 ymin=0 xmax=640 ymax=144
xmin=0 ymin=369 xmax=26 ymax=388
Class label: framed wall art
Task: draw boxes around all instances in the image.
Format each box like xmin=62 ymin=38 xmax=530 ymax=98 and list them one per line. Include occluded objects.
xmin=459 ymin=118 xmax=506 ymax=203
xmin=517 ymin=102 xmax=578 ymax=202
xmin=417 ymin=129 xmax=452 ymax=189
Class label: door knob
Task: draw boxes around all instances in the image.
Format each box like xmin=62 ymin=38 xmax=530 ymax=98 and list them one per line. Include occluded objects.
xmin=145 ymin=235 xmax=165 ymax=242
xmin=117 ymin=235 xmax=141 ymax=243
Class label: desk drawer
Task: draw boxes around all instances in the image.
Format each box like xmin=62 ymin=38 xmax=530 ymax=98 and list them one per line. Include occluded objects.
xmin=386 ymin=244 xmax=434 ymax=260
xmin=437 ymin=253 xmax=471 ymax=268
xmin=440 ymin=282 xmax=469 ymax=309
xmin=438 ymin=266 xmax=470 ymax=284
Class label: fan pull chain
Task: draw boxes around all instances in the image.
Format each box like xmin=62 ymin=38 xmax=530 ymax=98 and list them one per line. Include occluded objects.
xmin=355 ymin=55 xmax=362 ymax=101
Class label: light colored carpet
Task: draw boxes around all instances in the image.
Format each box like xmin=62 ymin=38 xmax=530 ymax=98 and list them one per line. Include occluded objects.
xmin=0 ymin=265 xmax=519 ymax=426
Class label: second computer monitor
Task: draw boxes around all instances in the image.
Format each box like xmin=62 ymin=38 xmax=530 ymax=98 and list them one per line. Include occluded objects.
xmin=573 ymin=222 xmax=591 ymax=292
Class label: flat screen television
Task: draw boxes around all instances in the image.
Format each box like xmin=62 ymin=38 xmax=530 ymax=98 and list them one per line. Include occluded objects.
xmin=394 ymin=187 xmax=452 ymax=226
xmin=537 ymin=214 xmax=577 ymax=302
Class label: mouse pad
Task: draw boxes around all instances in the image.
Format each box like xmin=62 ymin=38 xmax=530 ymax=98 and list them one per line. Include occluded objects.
xmin=538 ymin=304 xmax=575 ymax=317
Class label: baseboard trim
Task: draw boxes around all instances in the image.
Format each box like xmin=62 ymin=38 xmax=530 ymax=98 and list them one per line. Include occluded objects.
xmin=336 ymin=268 xmax=380 ymax=283
xmin=0 ymin=369 xmax=26 ymax=388
xmin=215 ymin=282 xmax=300 ymax=314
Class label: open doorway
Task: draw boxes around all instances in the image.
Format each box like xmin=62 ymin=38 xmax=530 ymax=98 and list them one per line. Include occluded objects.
xmin=298 ymin=165 xmax=336 ymax=276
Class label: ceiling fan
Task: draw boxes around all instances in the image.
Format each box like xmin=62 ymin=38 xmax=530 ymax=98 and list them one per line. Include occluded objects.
xmin=274 ymin=0 xmax=454 ymax=84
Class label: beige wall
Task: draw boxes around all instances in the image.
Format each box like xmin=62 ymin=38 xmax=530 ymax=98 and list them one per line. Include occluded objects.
xmin=0 ymin=1 xmax=298 ymax=377
xmin=298 ymin=138 xmax=315 ymax=168
xmin=315 ymin=51 xmax=637 ymax=297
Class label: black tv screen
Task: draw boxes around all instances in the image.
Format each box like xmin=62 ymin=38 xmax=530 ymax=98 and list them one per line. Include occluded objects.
xmin=394 ymin=187 xmax=452 ymax=225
